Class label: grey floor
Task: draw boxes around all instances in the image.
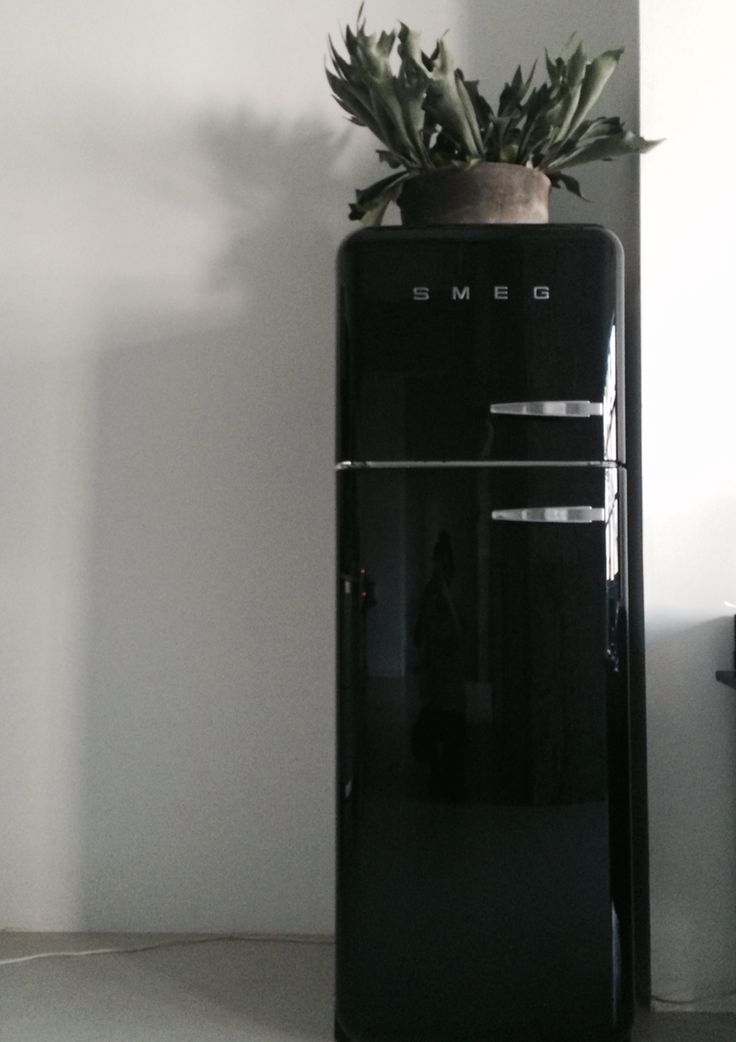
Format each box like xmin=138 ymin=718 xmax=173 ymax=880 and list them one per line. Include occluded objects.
xmin=0 ymin=933 xmax=734 ymax=1042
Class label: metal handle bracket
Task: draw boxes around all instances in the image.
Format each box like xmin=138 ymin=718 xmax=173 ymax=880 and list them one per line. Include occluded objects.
xmin=490 ymin=400 xmax=604 ymax=418
xmin=492 ymin=506 xmax=606 ymax=524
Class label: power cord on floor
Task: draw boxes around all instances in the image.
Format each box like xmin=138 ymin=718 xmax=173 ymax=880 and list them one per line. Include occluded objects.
xmin=0 ymin=933 xmax=334 ymax=968
xmin=650 ymin=989 xmax=736 ymax=1007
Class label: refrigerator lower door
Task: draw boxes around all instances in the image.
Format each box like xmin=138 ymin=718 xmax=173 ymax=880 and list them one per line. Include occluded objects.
xmin=336 ymin=465 xmax=632 ymax=1042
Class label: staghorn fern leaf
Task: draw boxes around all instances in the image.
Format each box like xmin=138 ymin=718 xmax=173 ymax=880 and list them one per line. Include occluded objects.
xmin=349 ymin=169 xmax=415 ymax=224
xmin=423 ymin=40 xmax=485 ymax=159
xmin=546 ymin=128 xmax=661 ymax=171
xmin=547 ymin=170 xmax=587 ymax=199
xmin=565 ymin=48 xmax=624 ymax=137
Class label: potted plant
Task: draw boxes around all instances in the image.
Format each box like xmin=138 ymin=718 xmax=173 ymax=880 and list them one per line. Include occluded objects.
xmin=327 ymin=6 xmax=659 ymax=225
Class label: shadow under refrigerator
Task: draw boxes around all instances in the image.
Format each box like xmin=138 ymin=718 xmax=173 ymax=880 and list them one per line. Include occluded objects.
xmin=335 ymin=225 xmax=646 ymax=1042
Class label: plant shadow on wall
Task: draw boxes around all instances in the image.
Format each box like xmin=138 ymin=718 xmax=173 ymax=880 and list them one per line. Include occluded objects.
xmin=78 ymin=112 xmax=345 ymax=976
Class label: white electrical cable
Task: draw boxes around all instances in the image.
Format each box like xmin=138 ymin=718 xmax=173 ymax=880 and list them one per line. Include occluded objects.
xmin=0 ymin=933 xmax=334 ymax=968
xmin=4 ymin=935 xmax=733 ymax=1012
xmin=650 ymin=989 xmax=736 ymax=1008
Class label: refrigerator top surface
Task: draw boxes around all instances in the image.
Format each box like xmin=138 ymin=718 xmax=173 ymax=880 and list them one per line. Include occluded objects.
xmin=338 ymin=221 xmax=623 ymax=246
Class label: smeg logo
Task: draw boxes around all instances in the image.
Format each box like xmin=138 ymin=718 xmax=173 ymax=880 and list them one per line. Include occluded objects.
xmin=412 ymin=284 xmax=551 ymax=301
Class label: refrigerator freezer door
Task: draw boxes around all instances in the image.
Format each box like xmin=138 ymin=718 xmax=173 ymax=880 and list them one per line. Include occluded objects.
xmin=337 ymin=225 xmax=623 ymax=465
xmin=335 ymin=464 xmax=632 ymax=1042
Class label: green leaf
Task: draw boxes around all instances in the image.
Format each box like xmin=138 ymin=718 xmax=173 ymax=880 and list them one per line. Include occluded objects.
xmin=498 ymin=62 xmax=536 ymax=117
xmin=545 ymin=50 xmax=558 ymax=82
xmin=548 ymin=170 xmax=588 ymax=199
xmin=326 ymin=67 xmax=383 ymax=134
xmin=566 ymin=48 xmax=624 ymax=136
xmin=423 ymin=38 xmax=485 ymax=158
xmin=498 ymin=141 xmax=520 ymax=163
xmin=557 ymin=32 xmax=582 ymax=64
xmin=547 ymin=128 xmax=661 ymax=171
xmin=395 ymin=23 xmax=433 ymax=163
xmin=349 ymin=170 xmax=414 ymax=224
xmin=397 ymin=22 xmax=424 ymax=66
xmin=376 ymin=30 xmax=396 ymax=59
xmin=376 ymin=148 xmax=405 ymax=168
xmin=461 ymin=78 xmax=493 ymax=134
xmin=566 ymin=40 xmax=587 ymax=87
xmin=516 ymin=83 xmax=558 ymax=163
xmin=545 ymin=42 xmax=587 ymax=147
xmin=339 ymin=15 xmax=437 ymax=167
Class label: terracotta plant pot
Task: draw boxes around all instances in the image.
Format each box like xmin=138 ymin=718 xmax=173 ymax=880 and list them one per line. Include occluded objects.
xmin=397 ymin=162 xmax=551 ymax=225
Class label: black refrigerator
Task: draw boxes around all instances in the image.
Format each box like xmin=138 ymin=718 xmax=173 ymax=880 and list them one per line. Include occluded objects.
xmin=335 ymin=225 xmax=646 ymax=1042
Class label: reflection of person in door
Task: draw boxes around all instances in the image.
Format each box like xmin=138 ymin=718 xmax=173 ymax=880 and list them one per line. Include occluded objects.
xmin=412 ymin=531 xmax=466 ymax=800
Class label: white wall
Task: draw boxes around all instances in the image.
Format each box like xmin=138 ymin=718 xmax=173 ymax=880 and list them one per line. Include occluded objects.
xmin=0 ymin=0 xmax=638 ymax=934
xmin=641 ymin=0 xmax=736 ymax=1006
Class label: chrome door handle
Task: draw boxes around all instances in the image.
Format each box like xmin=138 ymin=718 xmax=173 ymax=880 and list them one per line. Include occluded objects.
xmin=489 ymin=400 xmax=604 ymax=417
xmin=492 ymin=506 xmax=606 ymax=524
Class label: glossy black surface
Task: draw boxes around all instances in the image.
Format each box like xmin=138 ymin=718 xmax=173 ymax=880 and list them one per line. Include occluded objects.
xmin=335 ymin=227 xmax=635 ymax=1042
xmin=336 ymin=466 xmax=632 ymax=1042
xmin=337 ymin=226 xmax=623 ymax=465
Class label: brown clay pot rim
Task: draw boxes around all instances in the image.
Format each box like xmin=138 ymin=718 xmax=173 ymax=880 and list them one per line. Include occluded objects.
xmin=408 ymin=162 xmax=550 ymax=184
xmin=398 ymin=161 xmax=551 ymax=226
